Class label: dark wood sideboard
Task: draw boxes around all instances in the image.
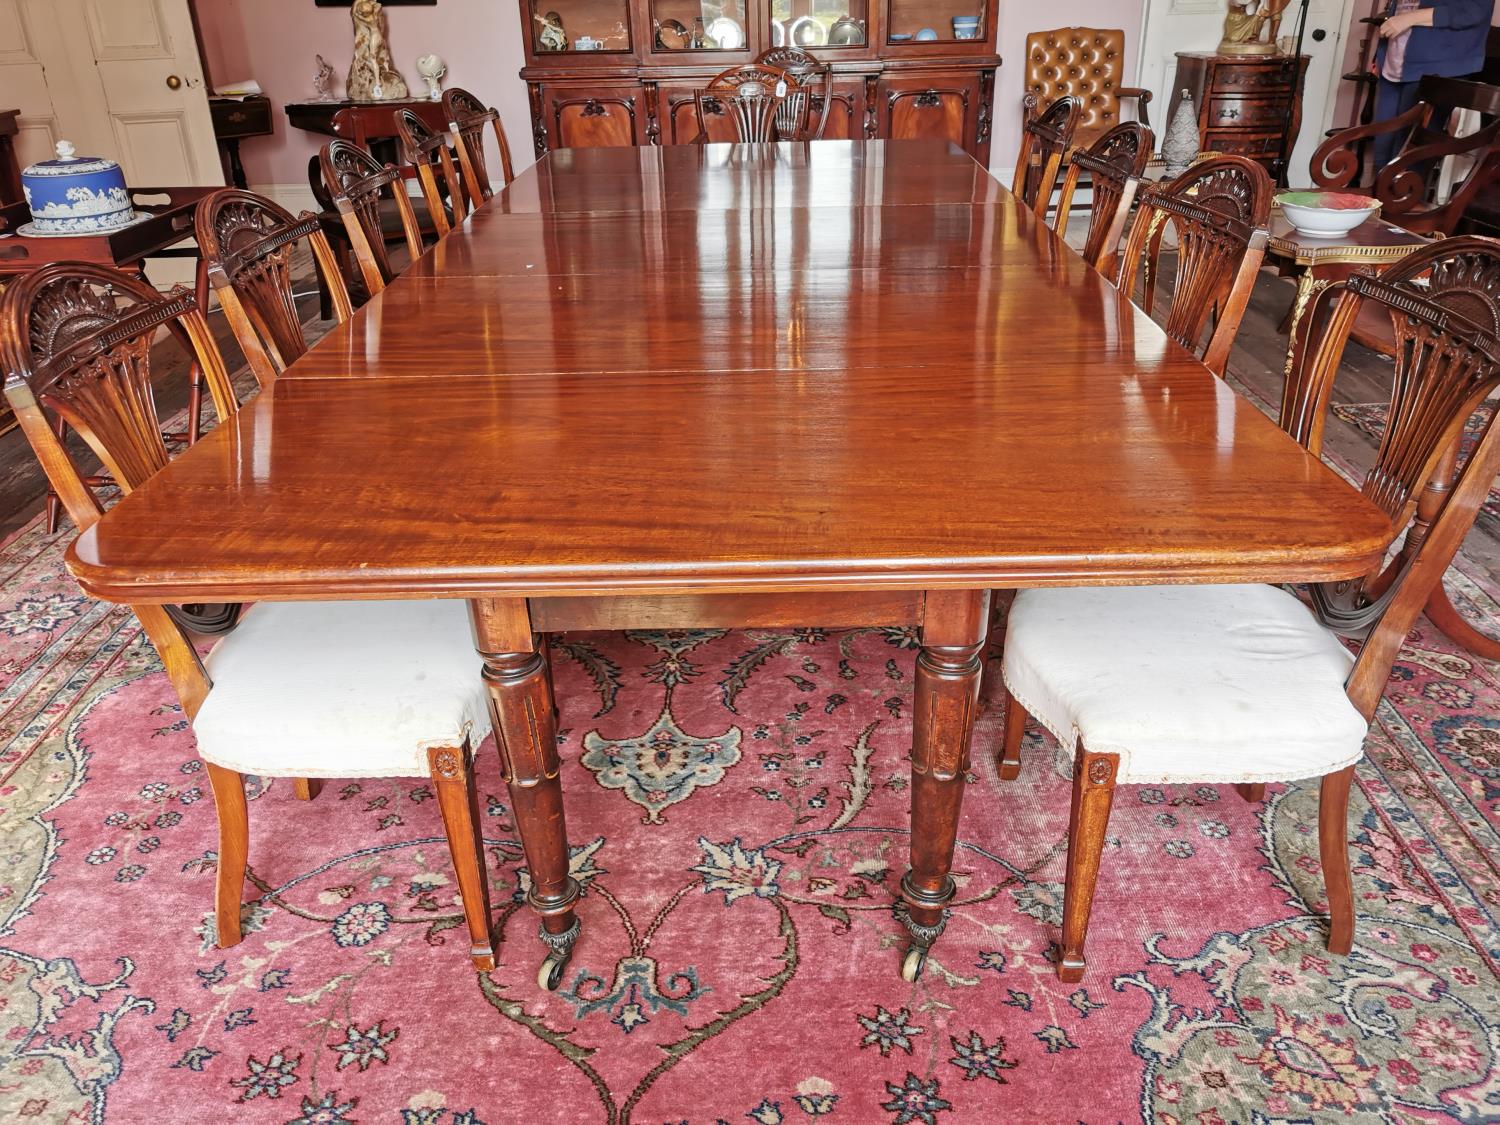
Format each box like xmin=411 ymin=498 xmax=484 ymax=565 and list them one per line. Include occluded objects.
xmin=1167 ymin=52 xmax=1308 ymax=173
xmin=209 ymin=95 xmax=274 ymax=189
xmin=517 ymin=0 xmax=1001 ymax=163
xmin=0 ymin=109 xmax=21 ymax=206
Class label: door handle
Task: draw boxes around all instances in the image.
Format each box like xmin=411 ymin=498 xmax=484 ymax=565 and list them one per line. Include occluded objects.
xmin=166 ymin=74 xmax=182 ymax=90
xmin=1310 ymin=28 xmax=1327 ymax=42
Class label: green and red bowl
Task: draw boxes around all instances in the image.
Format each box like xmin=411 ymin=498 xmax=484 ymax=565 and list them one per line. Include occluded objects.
xmin=1276 ymin=190 xmax=1381 ymax=239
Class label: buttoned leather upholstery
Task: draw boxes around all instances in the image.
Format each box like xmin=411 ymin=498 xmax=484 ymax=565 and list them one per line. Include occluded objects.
xmin=1025 ymin=27 xmax=1148 ymax=151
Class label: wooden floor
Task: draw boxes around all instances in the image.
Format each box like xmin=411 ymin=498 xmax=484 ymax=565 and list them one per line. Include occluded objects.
xmin=2 ymin=254 xmax=1497 ymax=598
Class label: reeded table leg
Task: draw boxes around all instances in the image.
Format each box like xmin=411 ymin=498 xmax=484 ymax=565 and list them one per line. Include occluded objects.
xmin=898 ymin=589 xmax=990 ymax=982
xmin=470 ymin=598 xmax=580 ymax=991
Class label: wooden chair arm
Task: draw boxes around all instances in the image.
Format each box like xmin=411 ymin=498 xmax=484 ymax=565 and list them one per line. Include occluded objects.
xmin=1377 ymin=121 xmax=1500 ymax=223
xmin=1119 ymin=87 xmax=1152 ymax=129
xmin=1310 ymin=102 xmax=1432 ymax=187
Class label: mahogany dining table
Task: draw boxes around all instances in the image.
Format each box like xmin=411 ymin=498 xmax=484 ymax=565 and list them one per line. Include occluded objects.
xmin=65 ymin=139 xmax=1392 ymax=987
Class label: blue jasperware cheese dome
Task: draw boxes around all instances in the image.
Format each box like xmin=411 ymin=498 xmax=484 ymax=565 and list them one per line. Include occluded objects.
xmin=21 ymin=141 xmax=134 ymax=234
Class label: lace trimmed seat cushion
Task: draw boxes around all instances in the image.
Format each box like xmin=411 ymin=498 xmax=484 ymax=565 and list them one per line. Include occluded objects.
xmin=1001 ymin=584 xmax=1369 ymax=785
xmin=193 ymin=600 xmax=491 ymax=778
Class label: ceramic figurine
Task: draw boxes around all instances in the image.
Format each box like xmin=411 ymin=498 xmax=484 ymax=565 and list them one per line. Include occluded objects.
xmin=536 ymin=10 xmax=567 ymax=52
xmin=19 ymin=141 xmax=136 ymax=236
xmin=417 ymin=53 xmax=446 ymax=100
xmin=312 ymin=54 xmax=336 ymax=101
xmin=1162 ymin=91 xmax=1201 ymax=176
xmin=347 ymin=0 xmax=409 ymax=102
xmin=1219 ymin=0 xmax=1287 ymax=56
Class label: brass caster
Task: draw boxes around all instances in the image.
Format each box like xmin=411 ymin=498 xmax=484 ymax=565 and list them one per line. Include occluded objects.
xmin=900 ymin=944 xmax=928 ymax=983
xmin=538 ymin=952 xmax=568 ymax=991
xmin=536 ymin=916 xmax=580 ymax=991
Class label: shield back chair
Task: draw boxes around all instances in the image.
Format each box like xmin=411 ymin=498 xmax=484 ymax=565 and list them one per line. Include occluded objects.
xmin=443 ymin=87 xmax=516 ymax=206
xmin=755 ymin=46 xmax=834 ymax=141
xmin=994 ymin=236 xmax=1500 ymax=982
xmin=1052 ymin=121 xmax=1154 ymax=273
xmin=694 ymin=64 xmax=808 ymax=144
xmin=1024 ymin=28 xmax=1151 ymax=152
xmin=318 ymin=139 xmax=424 ymax=298
xmin=0 ymin=262 xmax=500 ymax=972
xmin=195 ymin=188 xmax=353 ymax=390
xmin=396 ymin=107 xmax=468 ymax=237
xmin=1310 ymin=76 xmax=1500 ymax=238
xmin=1115 ymin=154 xmax=1274 ymax=377
xmin=1011 ymin=94 xmax=1081 ymax=217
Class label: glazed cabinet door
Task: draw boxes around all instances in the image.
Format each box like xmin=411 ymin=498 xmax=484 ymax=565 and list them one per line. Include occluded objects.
xmin=879 ymin=77 xmax=977 ymax=151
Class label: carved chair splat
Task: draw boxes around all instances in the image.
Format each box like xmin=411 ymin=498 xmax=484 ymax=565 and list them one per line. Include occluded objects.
xmin=1053 ymin=121 xmax=1154 ymax=273
xmin=694 ymin=64 xmax=808 ymax=145
xmin=755 ymin=46 xmax=834 ymax=141
xmin=195 ymin=188 xmax=353 ymax=390
xmin=396 ymin=107 xmax=467 ymax=236
xmin=319 ymin=139 xmax=424 ymax=297
xmin=1010 ymin=93 xmax=1081 ymax=216
xmin=997 ymin=236 xmax=1500 ymax=981
xmin=1115 ymin=154 xmax=1273 ymax=377
xmin=443 ymin=87 xmax=517 ymax=205
xmin=0 ymin=262 xmax=499 ymax=973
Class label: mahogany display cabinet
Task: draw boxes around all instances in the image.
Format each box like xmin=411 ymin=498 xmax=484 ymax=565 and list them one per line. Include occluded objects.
xmin=517 ymin=0 xmax=1002 ymax=161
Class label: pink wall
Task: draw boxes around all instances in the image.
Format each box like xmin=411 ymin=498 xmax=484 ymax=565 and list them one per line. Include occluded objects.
xmin=192 ymin=0 xmax=1144 ymax=187
xmin=193 ymin=0 xmax=531 ymax=189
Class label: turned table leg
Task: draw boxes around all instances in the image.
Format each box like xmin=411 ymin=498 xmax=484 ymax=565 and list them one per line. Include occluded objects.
xmin=898 ymin=589 xmax=989 ymax=982
xmin=470 ymin=598 xmax=580 ymax=991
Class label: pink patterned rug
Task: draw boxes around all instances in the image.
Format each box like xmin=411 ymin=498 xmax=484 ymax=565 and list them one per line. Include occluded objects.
xmin=0 ymin=510 xmax=1497 ymax=1123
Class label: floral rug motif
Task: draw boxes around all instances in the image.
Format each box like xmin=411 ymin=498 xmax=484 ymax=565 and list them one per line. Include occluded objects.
xmin=0 ymin=509 xmax=1497 ymax=1123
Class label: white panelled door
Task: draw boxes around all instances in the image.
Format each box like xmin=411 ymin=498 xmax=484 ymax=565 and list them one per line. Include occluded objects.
xmin=1138 ymin=0 xmax=1357 ymax=187
xmin=75 ymin=0 xmax=220 ymax=185
xmin=0 ymin=0 xmax=72 ymax=169
xmin=0 ymin=0 xmax=219 ymax=186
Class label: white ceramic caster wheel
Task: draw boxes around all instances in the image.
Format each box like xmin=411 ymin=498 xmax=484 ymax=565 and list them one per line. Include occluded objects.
xmin=538 ymin=953 xmax=568 ymax=991
xmin=900 ymin=945 xmax=927 ymax=982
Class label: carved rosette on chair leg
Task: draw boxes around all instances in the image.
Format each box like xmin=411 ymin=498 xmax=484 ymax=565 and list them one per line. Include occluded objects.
xmin=473 ymin=618 xmax=581 ymax=990
xmin=428 ymin=743 xmax=497 ymax=972
xmin=899 ymin=589 xmax=989 ymax=982
xmin=1059 ymin=745 xmax=1120 ymax=982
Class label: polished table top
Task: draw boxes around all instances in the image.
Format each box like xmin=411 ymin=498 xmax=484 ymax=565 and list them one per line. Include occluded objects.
xmin=68 ymin=140 xmax=1391 ymax=603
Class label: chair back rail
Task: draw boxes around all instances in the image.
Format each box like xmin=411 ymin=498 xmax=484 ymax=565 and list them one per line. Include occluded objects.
xmin=1010 ymin=93 xmax=1081 ymax=216
xmin=1053 ymin=121 xmax=1154 ymax=272
xmin=396 ymin=108 xmax=466 ymax=236
xmin=694 ymin=64 xmax=807 ymax=144
xmin=1310 ymin=77 xmax=1500 ymax=236
xmin=755 ymin=47 xmax=833 ymax=141
xmin=1116 ymin=154 xmax=1273 ymax=376
xmin=319 ymin=139 xmax=424 ymax=296
xmin=0 ymin=263 xmax=239 ymax=714
xmin=195 ymin=188 xmax=353 ymax=389
xmin=443 ymin=87 xmax=516 ymax=205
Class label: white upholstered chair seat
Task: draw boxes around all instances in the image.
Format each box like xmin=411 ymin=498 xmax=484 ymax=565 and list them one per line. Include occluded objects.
xmin=193 ymin=600 xmax=491 ymax=777
xmin=1001 ymin=583 xmax=1370 ymax=785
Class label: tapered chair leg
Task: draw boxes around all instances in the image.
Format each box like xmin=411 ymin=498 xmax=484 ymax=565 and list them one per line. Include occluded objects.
xmin=1235 ymin=783 xmax=1266 ymax=802
xmin=998 ymin=692 xmax=1028 ymax=781
xmin=293 ymin=778 xmax=323 ymax=801
xmin=205 ymin=762 xmax=249 ymax=949
xmin=1059 ymin=744 xmax=1119 ymax=982
xmin=1319 ymin=764 xmax=1356 ymax=955
xmin=427 ymin=743 xmax=497 ymax=971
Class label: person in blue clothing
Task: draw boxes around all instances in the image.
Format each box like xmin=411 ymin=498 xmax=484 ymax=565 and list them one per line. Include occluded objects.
xmin=1372 ymin=0 xmax=1496 ymax=167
